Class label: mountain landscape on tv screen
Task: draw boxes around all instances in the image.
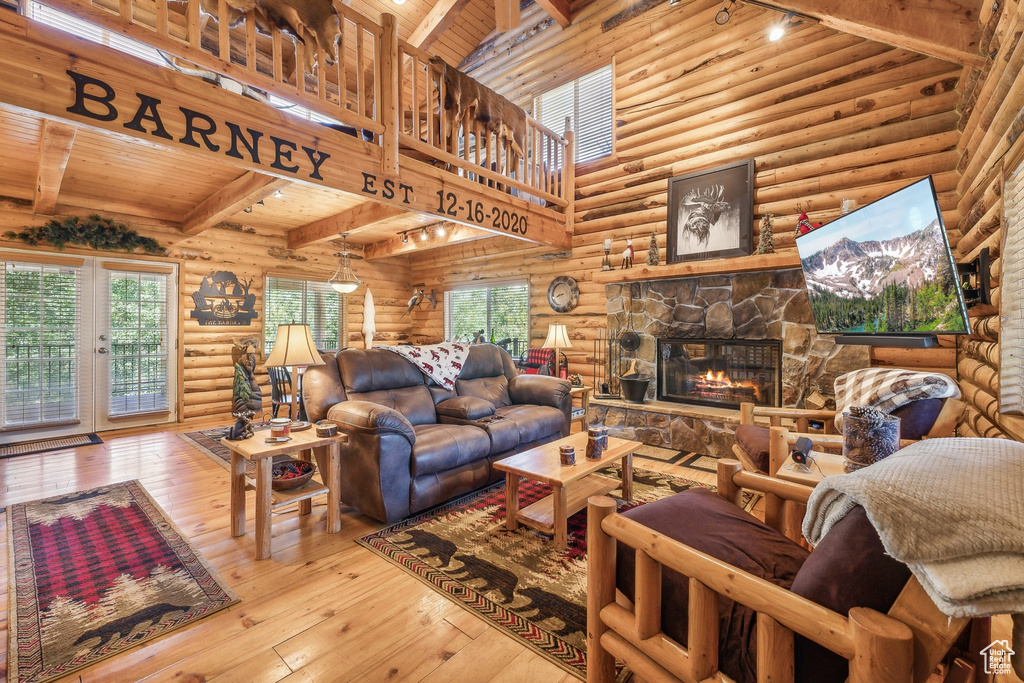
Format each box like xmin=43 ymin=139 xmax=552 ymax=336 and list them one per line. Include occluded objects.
xmin=800 ymin=221 xmax=967 ymax=334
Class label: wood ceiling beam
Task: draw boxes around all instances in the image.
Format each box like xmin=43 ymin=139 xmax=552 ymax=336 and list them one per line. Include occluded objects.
xmin=364 ymin=223 xmax=492 ymax=260
xmin=533 ymin=0 xmax=571 ymax=28
xmin=0 ymin=16 xmax=571 ymax=250
xmin=287 ymin=202 xmax=408 ymax=249
xmin=181 ymin=171 xmax=289 ymax=235
xmin=495 ymin=0 xmax=521 ymax=33
xmin=408 ymin=0 xmax=474 ymax=49
xmin=34 ymin=120 xmax=77 ymax=215
xmin=765 ymin=0 xmax=984 ymax=68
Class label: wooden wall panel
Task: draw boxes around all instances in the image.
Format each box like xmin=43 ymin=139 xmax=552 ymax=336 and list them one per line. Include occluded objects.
xmin=0 ymin=217 xmax=413 ymax=423
xmin=953 ymin=0 xmax=1024 ymax=440
xmin=408 ymin=0 xmax=965 ymax=386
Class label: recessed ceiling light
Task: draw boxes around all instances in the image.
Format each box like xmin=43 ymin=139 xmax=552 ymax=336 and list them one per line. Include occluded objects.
xmin=392 ymin=0 xmax=406 ymax=5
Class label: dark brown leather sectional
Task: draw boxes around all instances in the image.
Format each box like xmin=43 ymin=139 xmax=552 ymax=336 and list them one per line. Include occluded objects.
xmin=302 ymin=343 xmax=572 ymax=523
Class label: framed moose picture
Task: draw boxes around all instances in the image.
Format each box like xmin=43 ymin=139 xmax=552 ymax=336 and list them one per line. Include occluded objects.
xmin=666 ymin=159 xmax=754 ymax=262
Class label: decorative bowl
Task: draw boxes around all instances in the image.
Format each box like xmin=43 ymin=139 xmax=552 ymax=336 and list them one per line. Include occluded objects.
xmin=271 ymin=459 xmax=316 ymax=490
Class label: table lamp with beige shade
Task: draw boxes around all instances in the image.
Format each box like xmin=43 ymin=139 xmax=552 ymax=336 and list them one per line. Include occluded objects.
xmin=542 ymin=323 xmax=572 ymax=379
xmin=264 ymin=323 xmax=325 ymax=423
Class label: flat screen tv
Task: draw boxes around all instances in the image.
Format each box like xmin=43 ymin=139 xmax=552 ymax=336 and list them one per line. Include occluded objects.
xmin=795 ymin=177 xmax=969 ymax=346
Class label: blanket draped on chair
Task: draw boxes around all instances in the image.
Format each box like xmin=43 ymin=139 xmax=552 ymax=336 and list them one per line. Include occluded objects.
xmin=833 ymin=368 xmax=960 ymax=432
xmin=804 ymin=438 xmax=1024 ymax=675
xmin=378 ymin=342 xmax=470 ymax=390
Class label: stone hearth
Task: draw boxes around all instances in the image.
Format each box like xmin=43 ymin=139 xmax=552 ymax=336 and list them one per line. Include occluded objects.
xmin=607 ymin=269 xmax=870 ymax=407
xmin=600 ymin=268 xmax=872 ymax=456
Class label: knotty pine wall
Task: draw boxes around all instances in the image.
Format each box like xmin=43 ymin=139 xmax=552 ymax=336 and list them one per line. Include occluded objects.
xmin=0 ymin=215 xmax=413 ymax=423
xmin=951 ymin=0 xmax=1024 ymax=440
xmin=404 ymin=0 xmax=964 ymax=386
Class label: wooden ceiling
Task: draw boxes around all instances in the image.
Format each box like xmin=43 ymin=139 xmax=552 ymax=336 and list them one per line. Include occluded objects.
xmin=0 ymin=0 xmax=989 ymax=259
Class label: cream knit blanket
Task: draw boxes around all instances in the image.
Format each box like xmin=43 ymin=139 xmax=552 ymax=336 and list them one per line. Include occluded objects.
xmin=803 ymin=437 xmax=1024 ymax=618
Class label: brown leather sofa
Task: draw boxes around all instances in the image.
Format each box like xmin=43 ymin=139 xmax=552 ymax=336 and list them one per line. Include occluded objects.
xmin=302 ymin=343 xmax=572 ymax=523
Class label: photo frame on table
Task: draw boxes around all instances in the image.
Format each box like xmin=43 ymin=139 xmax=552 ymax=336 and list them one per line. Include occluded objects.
xmin=666 ymin=158 xmax=754 ymax=262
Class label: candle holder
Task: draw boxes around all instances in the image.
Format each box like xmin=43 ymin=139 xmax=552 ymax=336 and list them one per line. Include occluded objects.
xmin=602 ymin=240 xmax=612 ymax=271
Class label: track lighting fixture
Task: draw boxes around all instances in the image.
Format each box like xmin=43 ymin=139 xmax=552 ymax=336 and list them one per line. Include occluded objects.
xmin=715 ymin=0 xmax=734 ymax=25
xmin=768 ymin=11 xmax=793 ymax=41
xmin=401 ymin=231 xmax=409 ymax=244
xmin=273 ymin=189 xmax=284 ymax=199
xmin=437 ymin=224 xmax=447 ymax=238
xmin=667 ymin=0 xmax=682 ymax=6
xmin=256 ymin=199 xmax=265 ymax=207
xmin=243 ymin=206 xmax=253 ymax=213
xmin=420 ymin=227 xmax=428 ymax=241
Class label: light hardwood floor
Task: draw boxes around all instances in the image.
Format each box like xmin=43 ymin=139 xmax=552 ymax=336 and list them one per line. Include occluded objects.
xmin=0 ymin=420 xmax=716 ymax=683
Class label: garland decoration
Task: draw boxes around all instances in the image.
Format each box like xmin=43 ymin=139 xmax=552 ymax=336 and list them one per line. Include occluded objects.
xmin=4 ymin=214 xmax=168 ymax=255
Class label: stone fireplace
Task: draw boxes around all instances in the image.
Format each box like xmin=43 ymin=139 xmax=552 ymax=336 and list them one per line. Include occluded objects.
xmin=590 ymin=268 xmax=871 ymax=457
xmin=657 ymin=338 xmax=781 ymax=409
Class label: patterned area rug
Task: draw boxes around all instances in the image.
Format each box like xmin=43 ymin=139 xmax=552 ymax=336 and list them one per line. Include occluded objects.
xmin=179 ymin=424 xmax=274 ymax=477
xmin=0 ymin=434 xmax=102 ymax=460
xmin=632 ymin=444 xmax=695 ymax=465
xmin=6 ymin=480 xmax=239 ymax=683
xmin=358 ymin=465 xmax=757 ymax=679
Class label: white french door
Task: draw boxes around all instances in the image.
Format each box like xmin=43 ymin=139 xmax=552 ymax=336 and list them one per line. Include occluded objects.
xmin=0 ymin=252 xmax=177 ymax=443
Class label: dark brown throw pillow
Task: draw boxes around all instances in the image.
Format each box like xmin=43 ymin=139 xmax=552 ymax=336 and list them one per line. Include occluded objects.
xmin=790 ymin=505 xmax=912 ymax=683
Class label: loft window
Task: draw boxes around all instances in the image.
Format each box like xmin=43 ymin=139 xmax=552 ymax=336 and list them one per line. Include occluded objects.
xmin=264 ymin=276 xmax=344 ymax=355
xmin=444 ymin=283 xmax=529 ymax=353
xmin=534 ymin=64 xmax=613 ymax=165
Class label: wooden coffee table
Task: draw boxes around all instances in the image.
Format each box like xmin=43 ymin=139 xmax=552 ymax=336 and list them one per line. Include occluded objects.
xmin=494 ymin=432 xmax=640 ymax=550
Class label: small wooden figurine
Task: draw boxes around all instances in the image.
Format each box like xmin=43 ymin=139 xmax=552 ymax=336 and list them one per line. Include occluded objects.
xmin=620 ymin=237 xmax=634 ymax=269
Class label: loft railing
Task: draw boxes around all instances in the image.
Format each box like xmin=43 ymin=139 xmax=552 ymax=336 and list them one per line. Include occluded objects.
xmin=396 ymin=40 xmax=573 ymax=209
xmin=23 ymin=0 xmax=573 ymax=210
xmin=30 ymin=0 xmax=384 ymax=138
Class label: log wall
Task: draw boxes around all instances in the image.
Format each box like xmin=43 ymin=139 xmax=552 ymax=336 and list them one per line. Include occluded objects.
xmin=952 ymin=0 xmax=1024 ymax=439
xmin=0 ymin=216 xmax=413 ymax=423
xmin=405 ymin=0 xmax=964 ymax=385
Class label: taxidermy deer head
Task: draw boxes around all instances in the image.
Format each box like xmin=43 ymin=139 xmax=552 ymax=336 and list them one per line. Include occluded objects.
xmin=680 ymin=185 xmax=730 ymax=246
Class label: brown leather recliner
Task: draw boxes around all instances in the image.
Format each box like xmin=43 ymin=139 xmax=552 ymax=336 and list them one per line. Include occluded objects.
xmin=302 ymin=344 xmax=572 ymax=523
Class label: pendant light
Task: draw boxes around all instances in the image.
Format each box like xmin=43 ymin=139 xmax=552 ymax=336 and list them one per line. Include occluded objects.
xmin=328 ymin=234 xmax=361 ymax=294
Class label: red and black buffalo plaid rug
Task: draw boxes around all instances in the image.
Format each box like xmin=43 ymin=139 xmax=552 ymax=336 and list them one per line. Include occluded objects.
xmin=6 ymin=480 xmax=239 ymax=683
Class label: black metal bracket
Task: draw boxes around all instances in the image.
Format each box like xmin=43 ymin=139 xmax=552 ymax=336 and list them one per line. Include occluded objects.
xmin=957 ymin=247 xmax=991 ymax=307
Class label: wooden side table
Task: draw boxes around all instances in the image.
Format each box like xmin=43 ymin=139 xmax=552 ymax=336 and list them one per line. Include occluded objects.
xmin=569 ymin=385 xmax=592 ymax=429
xmin=221 ymin=429 xmax=347 ymax=560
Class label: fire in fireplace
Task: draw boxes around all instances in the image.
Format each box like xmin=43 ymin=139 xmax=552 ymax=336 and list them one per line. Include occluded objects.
xmin=657 ymin=339 xmax=781 ymax=409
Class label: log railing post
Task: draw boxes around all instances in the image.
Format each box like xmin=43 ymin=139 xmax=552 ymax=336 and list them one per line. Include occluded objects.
xmin=756 ymin=612 xmax=795 ymax=683
xmin=716 ymin=458 xmax=743 ymax=507
xmin=847 ymin=608 xmax=914 ymax=683
xmin=379 ymin=13 xmax=399 ymax=176
xmin=587 ymin=496 xmax=617 ymax=683
xmin=688 ymin=578 xmax=719 ymax=680
xmin=563 ymin=115 xmax=574 ymax=233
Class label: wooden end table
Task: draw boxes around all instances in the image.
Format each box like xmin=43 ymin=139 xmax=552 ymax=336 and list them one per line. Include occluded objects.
xmin=221 ymin=429 xmax=347 ymax=560
xmin=493 ymin=432 xmax=640 ymax=550
xmin=569 ymin=385 xmax=592 ymax=429
xmin=775 ymin=448 xmax=845 ymax=486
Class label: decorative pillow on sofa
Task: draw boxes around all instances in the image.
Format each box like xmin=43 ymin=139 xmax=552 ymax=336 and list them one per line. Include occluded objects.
xmin=616 ymin=488 xmax=809 ymax=683
xmin=790 ymin=504 xmax=912 ymax=683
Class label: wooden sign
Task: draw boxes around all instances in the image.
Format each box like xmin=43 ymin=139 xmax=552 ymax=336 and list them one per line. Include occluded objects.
xmin=0 ymin=14 xmax=570 ymax=250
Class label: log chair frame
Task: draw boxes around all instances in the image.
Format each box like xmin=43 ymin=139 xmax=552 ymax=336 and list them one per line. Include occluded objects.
xmin=586 ymin=459 xmax=970 ymax=683
xmin=729 ymin=399 xmax=966 ymax=474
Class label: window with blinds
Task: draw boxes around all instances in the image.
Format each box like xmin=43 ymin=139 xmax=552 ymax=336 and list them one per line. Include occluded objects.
xmin=264 ymin=276 xmax=343 ymax=354
xmin=444 ymin=283 xmax=529 ymax=349
xmin=1000 ymin=159 xmax=1024 ymax=414
xmin=0 ymin=260 xmax=82 ymax=429
xmin=534 ymin=64 xmax=614 ymax=165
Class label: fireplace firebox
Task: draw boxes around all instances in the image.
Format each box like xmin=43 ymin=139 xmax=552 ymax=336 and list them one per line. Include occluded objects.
xmin=657 ymin=339 xmax=781 ymax=409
